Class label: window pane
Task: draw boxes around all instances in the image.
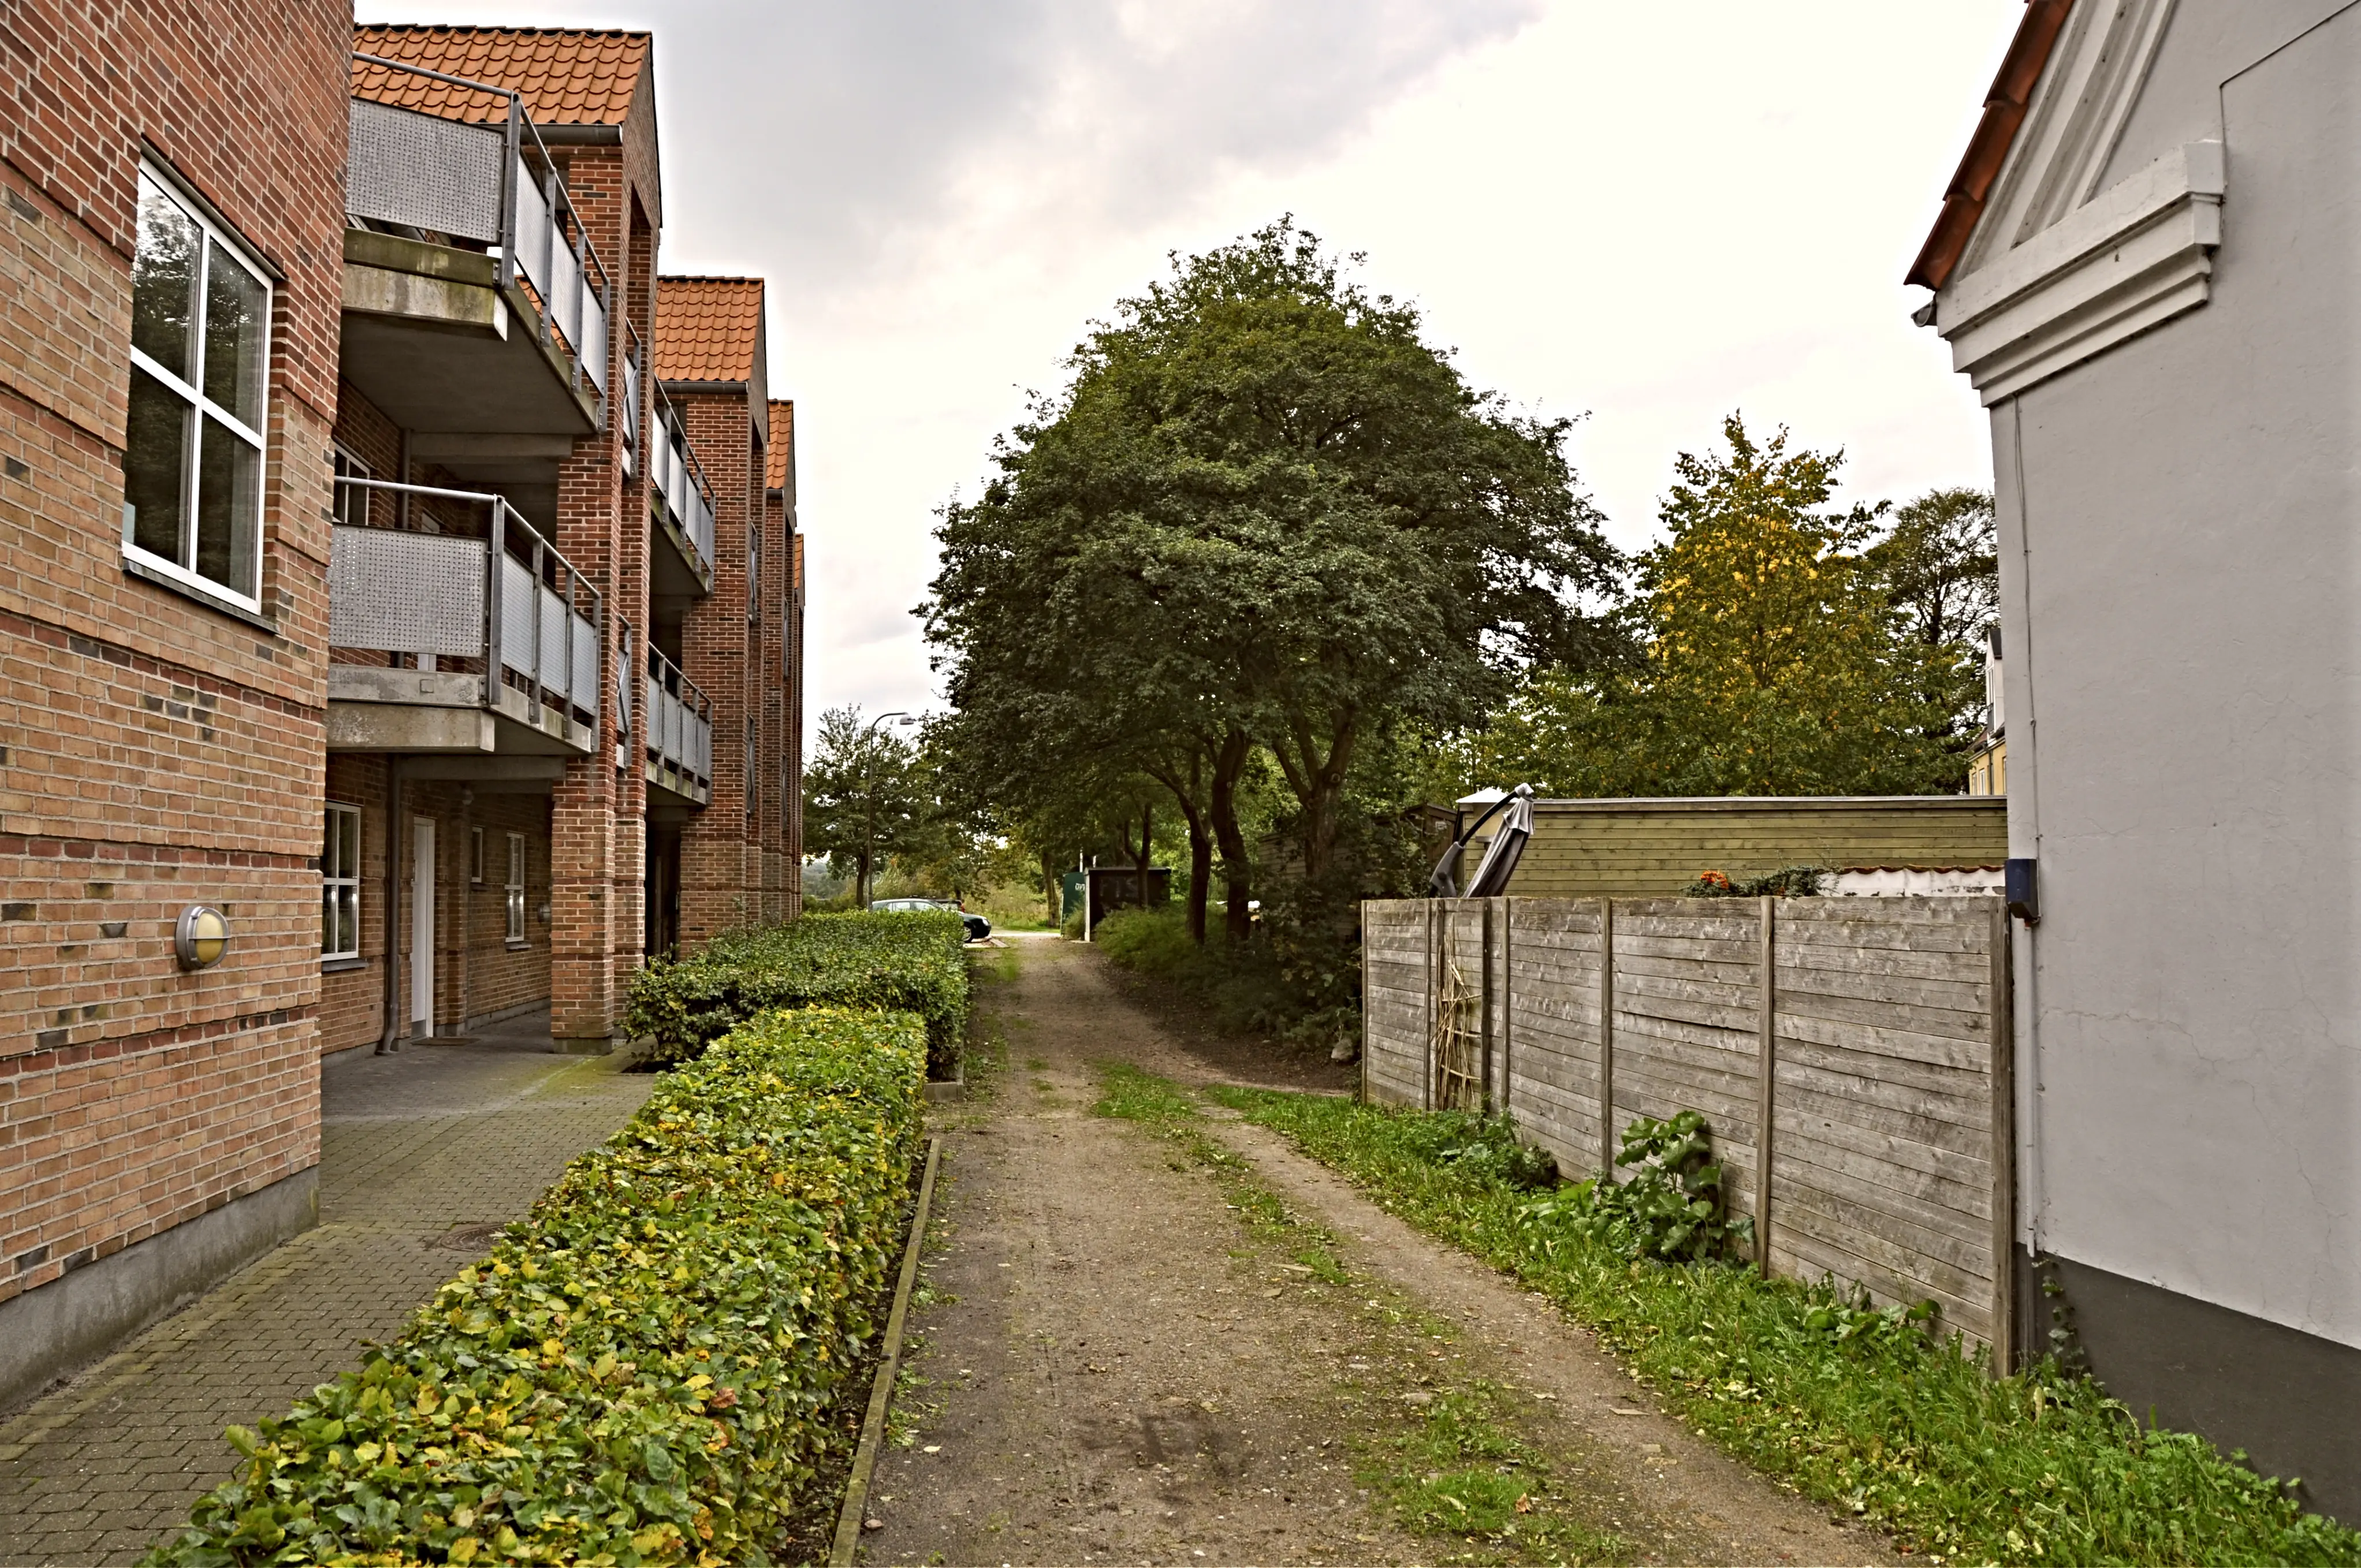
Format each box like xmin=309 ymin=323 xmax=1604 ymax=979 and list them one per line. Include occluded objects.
xmin=337 ymin=889 xmax=357 ymax=957
xmin=322 ymin=887 xmax=336 ymax=952
xmin=203 ymin=244 xmax=267 ymax=427
xmin=132 ymin=184 xmax=200 ymax=379
xmin=340 ymin=810 xmax=360 ymax=877
xmin=124 ymin=368 xmax=189 ymax=564
xmin=194 ymin=414 xmax=259 ymax=597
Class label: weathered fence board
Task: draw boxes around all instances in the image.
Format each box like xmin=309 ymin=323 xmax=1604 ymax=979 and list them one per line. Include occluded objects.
xmin=1361 ymin=895 xmax=2015 ymax=1360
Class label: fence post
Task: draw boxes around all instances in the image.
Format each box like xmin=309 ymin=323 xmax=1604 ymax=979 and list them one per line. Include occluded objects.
xmin=1989 ymin=900 xmax=2017 ymax=1375
xmin=1597 ymin=897 xmax=1615 ymax=1178
xmin=1358 ymin=901 xmax=1369 ymax=1105
xmin=1424 ymin=899 xmax=1436 ymax=1112
xmin=1755 ymin=895 xmax=1777 ymax=1276
xmin=1499 ymin=897 xmax=1514 ymax=1122
xmin=1480 ymin=899 xmax=1495 ymax=1115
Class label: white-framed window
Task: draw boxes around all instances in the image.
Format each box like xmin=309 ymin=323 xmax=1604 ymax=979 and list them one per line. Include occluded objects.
xmin=505 ymin=833 xmax=527 ymax=944
xmin=123 ymin=165 xmax=271 ymax=610
xmin=332 ymin=445 xmax=370 ymax=529
xmin=322 ymin=803 xmax=361 ymax=961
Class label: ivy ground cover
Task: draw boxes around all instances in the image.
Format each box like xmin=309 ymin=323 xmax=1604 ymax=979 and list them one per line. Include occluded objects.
xmin=144 ymin=1005 xmax=928 ymax=1568
xmin=625 ymin=911 xmax=970 ymax=1074
xmin=1211 ymin=1087 xmax=2361 ymax=1567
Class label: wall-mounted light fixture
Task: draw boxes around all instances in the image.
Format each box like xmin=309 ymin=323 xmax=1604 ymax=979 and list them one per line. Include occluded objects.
xmin=174 ymin=905 xmax=231 ymax=969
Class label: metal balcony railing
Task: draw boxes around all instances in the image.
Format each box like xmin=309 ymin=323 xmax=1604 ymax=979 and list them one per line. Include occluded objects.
xmin=620 ymin=320 xmax=643 ymax=478
xmin=647 ymin=381 xmax=717 ymax=573
xmin=644 ymin=644 xmax=713 ymax=800
xmin=327 ymin=478 xmax=604 ymax=739
xmin=346 ymin=55 xmax=613 ymax=401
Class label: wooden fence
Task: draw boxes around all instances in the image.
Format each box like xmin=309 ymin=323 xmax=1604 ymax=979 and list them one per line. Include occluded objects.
xmin=1361 ymin=895 xmax=2015 ymax=1360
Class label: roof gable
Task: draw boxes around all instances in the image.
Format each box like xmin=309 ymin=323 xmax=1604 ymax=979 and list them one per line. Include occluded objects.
xmin=1912 ymin=0 xmax=2225 ymax=405
xmin=656 ymin=276 xmax=765 ymax=383
xmin=1906 ymin=0 xmax=2073 ymax=291
xmin=353 ymin=26 xmax=651 ymax=127
xmin=765 ymin=401 xmax=795 ymax=491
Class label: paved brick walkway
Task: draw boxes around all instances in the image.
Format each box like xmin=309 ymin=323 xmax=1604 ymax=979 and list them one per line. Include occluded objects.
xmin=0 ymin=1019 xmax=655 ymax=1566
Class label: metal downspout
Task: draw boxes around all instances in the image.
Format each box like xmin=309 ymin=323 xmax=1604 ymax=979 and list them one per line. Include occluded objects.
xmin=378 ymin=759 xmax=405 ymax=1055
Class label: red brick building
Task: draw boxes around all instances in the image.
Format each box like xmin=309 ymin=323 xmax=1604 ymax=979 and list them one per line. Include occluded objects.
xmin=653 ymin=277 xmax=793 ymax=945
xmin=768 ymin=400 xmax=806 ymax=919
xmin=0 ymin=14 xmax=805 ymax=1406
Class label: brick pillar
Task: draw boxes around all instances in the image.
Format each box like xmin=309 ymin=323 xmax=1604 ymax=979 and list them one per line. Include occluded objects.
xmin=546 ymin=147 xmax=642 ymax=1052
xmin=759 ymin=481 xmax=785 ymax=921
xmin=609 ymin=203 xmax=657 ymax=1012
xmin=677 ymin=392 xmax=754 ymax=944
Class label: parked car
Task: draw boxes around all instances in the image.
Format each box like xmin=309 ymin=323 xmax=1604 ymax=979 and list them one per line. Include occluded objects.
xmin=870 ymin=897 xmax=990 ymax=943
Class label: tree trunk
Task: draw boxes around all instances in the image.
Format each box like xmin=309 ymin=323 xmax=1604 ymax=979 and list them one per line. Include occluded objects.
xmin=1146 ymin=749 xmax=1215 ymax=947
xmin=1133 ymin=803 xmax=1153 ymax=926
xmin=1280 ymin=710 xmax=1358 ymax=885
xmin=1184 ymin=812 xmax=1212 ymax=944
xmin=1040 ymin=848 xmax=1060 ymax=925
xmin=1209 ymin=727 xmax=1254 ymax=945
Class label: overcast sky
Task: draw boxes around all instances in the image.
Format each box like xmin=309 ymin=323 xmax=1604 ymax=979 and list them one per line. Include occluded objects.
xmin=357 ymin=1 xmax=2018 ymax=736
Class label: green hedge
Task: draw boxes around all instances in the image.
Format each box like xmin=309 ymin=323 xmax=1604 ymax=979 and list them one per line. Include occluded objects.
xmin=625 ymin=911 xmax=969 ymax=1074
xmin=144 ymin=1005 xmax=927 ymax=1568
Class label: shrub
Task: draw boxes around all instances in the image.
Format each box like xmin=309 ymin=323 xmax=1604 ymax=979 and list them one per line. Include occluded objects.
xmin=1518 ymin=1110 xmax=1755 ymax=1263
xmin=143 ymin=1005 xmax=928 ymax=1568
xmin=1685 ymin=865 xmax=1824 ymax=898
xmin=625 ymin=911 xmax=969 ymax=1074
xmin=1089 ymin=906 xmax=1342 ymax=1048
xmin=1091 ymin=906 xmax=1200 ymax=971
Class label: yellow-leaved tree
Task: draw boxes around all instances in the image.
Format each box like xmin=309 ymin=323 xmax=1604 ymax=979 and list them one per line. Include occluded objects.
xmin=1473 ymin=415 xmax=1969 ymax=796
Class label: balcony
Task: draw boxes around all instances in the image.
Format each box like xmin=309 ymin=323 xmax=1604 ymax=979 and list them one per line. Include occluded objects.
xmin=642 ymin=644 xmax=713 ymax=810
xmin=647 ymin=382 xmax=717 ymax=603
xmin=326 ymin=479 xmax=605 ymax=757
xmin=340 ymin=56 xmax=612 ymax=442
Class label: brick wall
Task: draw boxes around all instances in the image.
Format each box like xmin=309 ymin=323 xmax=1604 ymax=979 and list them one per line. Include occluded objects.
xmin=317 ymin=756 xmax=557 ymax=1056
xmin=674 ymin=392 xmax=757 ymax=944
xmin=0 ymin=0 xmax=351 ymax=1307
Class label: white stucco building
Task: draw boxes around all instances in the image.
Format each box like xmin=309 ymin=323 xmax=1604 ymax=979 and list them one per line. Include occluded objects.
xmin=1913 ymin=0 xmax=2358 ymax=1520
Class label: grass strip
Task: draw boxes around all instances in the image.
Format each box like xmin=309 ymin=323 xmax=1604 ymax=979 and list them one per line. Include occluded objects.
xmin=146 ymin=1007 xmax=928 ymax=1568
xmin=625 ymin=911 xmax=969 ymax=1073
xmin=1209 ymin=1085 xmax=2361 ymax=1567
xmin=1093 ymin=1064 xmax=1626 ymax=1565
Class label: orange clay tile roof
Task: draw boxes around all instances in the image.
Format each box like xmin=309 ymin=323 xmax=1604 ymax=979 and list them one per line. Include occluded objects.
xmin=656 ymin=277 xmax=764 ymax=383
xmin=1906 ymin=0 xmax=2075 ymax=292
xmin=766 ymin=401 xmax=794 ymax=489
xmin=352 ymin=27 xmax=649 ymax=127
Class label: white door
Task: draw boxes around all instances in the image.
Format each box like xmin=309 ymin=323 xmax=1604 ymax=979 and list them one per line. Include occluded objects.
xmin=411 ymin=817 xmax=435 ymax=1036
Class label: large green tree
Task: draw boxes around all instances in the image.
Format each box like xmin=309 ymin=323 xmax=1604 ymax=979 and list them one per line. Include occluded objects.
xmin=802 ymin=705 xmax=932 ymax=908
xmin=1865 ymin=484 xmax=1996 ymax=768
xmin=1470 ymin=417 xmax=1968 ymax=797
xmin=928 ymin=219 xmax=1623 ymax=939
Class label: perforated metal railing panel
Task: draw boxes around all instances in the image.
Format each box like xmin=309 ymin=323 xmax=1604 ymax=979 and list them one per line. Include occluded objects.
xmin=329 ymin=528 xmax=486 ymax=656
xmin=346 ymin=100 xmax=503 ymax=244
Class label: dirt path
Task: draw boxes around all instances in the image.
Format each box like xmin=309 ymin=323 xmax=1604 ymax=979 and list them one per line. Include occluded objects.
xmin=863 ymin=937 xmax=1897 ymax=1567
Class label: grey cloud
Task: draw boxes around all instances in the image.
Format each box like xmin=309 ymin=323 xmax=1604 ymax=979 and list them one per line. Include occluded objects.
xmin=643 ymin=0 xmax=1543 ymax=293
